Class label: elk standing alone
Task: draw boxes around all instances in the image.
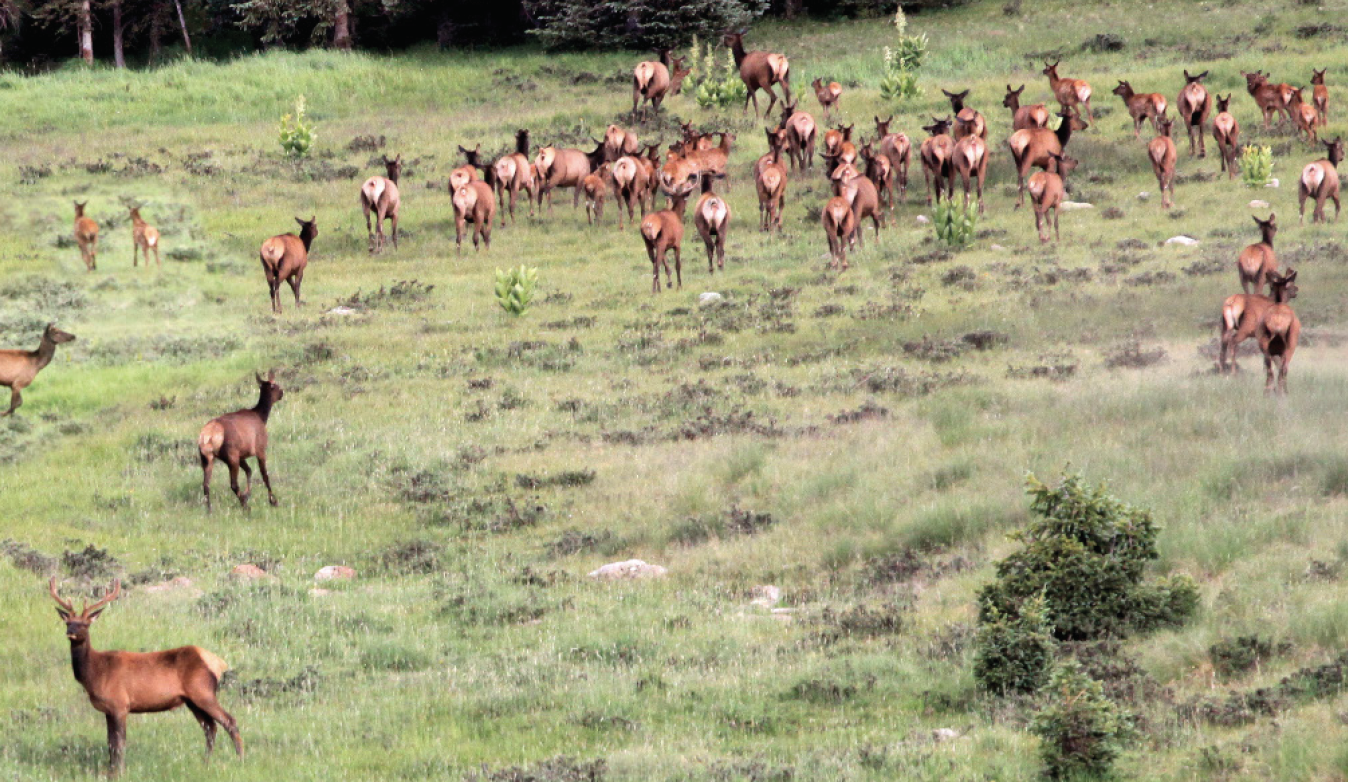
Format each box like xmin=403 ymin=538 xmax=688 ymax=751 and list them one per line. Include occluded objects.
xmin=724 ymin=31 xmax=791 ymax=117
xmin=259 ymin=217 xmax=317 ymax=314
xmin=359 ymin=154 xmax=401 ymax=253
xmin=50 ymin=578 xmax=242 ymax=776
xmin=1111 ymin=80 xmax=1167 ymax=139
xmin=1148 ymin=117 xmax=1178 ymax=209
xmin=1043 ymin=59 xmax=1093 ymax=124
xmin=73 ymin=201 xmax=98 ymax=272
xmin=128 ymin=206 xmax=161 ymax=268
xmin=693 ymin=173 xmax=731 ymax=274
xmin=0 ymin=323 xmax=75 ymax=417
xmin=641 ymin=176 xmax=699 ymax=292
xmin=1213 ymin=94 xmax=1240 ymax=179
xmin=199 ymin=370 xmax=284 ymax=512
xmin=813 ymin=78 xmax=842 ymax=119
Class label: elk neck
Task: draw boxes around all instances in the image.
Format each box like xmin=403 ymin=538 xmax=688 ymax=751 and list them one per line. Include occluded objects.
xmin=32 ymin=332 xmax=60 ymax=372
xmin=68 ymin=637 xmax=95 ymax=687
xmin=728 ymin=37 xmax=746 ymax=67
xmin=253 ymin=386 xmax=276 ymax=422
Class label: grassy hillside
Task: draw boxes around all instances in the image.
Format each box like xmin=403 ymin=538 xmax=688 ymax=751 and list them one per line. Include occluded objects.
xmin=3 ymin=0 xmax=1348 ymax=779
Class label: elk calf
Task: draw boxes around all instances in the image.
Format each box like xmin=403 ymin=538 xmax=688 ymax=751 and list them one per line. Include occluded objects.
xmin=1147 ymin=117 xmax=1178 ymax=209
xmin=1213 ymin=94 xmax=1240 ymax=179
xmin=1299 ymin=136 xmax=1344 ymax=224
xmin=0 ymin=323 xmax=75 ymax=417
xmin=1257 ymin=269 xmax=1301 ymax=395
xmin=582 ymin=164 xmax=610 ymax=226
xmin=1238 ymin=214 xmax=1278 ymax=295
xmin=822 ymin=195 xmax=857 ymax=270
xmin=50 ymin=579 xmax=242 ymax=776
xmin=359 ymin=154 xmax=401 ymax=252
xmin=259 ymin=217 xmax=317 ymax=314
xmin=693 ymin=173 xmax=730 ymax=273
xmin=813 ymin=78 xmax=842 ymax=119
xmin=1243 ymin=71 xmax=1291 ymax=128
xmin=128 ymin=206 xmax=161 ymax=268
xmin=1027 ymin=152 xmax=1078 ymax=243
xmin=454 ymin=181 xmax=496 ymax=252
xmin=1112 ymin=80 xmax=1167 ymax=138
xmin=641 ymin=177 xmax=697 ymax=292
xmin=73 ymin=201 xmax=98 ymax=272
xmin=1312 ymin=68 xmax=1329 ymax=125
xmin=199 ymin=370 xmax=284 ymax=512
xmin=1004 ymin=84 xmax=1049 ymax=131
xmin=1043 ymin=59 xmax=1093 ymax=124
xmin=1288 ymin=88 xmax=1319 ymax=144
xmin=756 ymin=146 xmax=787 ymax=232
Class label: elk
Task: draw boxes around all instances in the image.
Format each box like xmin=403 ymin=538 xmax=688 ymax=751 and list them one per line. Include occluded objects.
xmin=199 ymin=369 xmax=284 ymax=512
xmin=755 ymin=126 xmax=790 ymax=181
xmin=73 ymin=201 xmax=98 ymax=272
xmin=1312 ymin=68 xmax=1329 ymax=125
xmin=1043 ymin=59 xmax=1094 ymax=124
xmin=639 ymin=143 xmax=663 ymax=212
xmin=632 ymin=54 xmax=691 ymax=119
xmin=723 ymin=31 xmax=791 ymax=117
xmin=128 ymin=206 xmax=161 ymax=268
xmin=259 ymin=217 xmax=317 ymax=314
xmin=610 ymin=154 xmax=650 ymax=230
xmin=1213 ymin=94 xmax=1241 ymax=179
xmin=0 ymin=323 xmax=75 ymax=417
xmin=952 ymin=132 xmax=988 ymax=214
xmin=679 ymin=121 xmax=716 ymax=152
xmin=603 ymin=124 xmax=640 ymax=163
xmin=756 ymin=142 xmax=788 ymax=232
xmin=822 ymin=195 xmax=857 ymax=270
xmin=1027 ymin=152 xmax=1079 ymax=243
xmin=1299 ymin=136 xmax=1344 ymax=224
xmin=1257 ymin=269 xmax=1301 ymax=395
xmin=1111 ymin=80 xmax=1167 ymax=138
xmin=1007 ymin=111 xmax=1088 ymax=207
xmin=1177 ymin=69 xmax=1212 ymax=157
xmin=859 ymin=141 xmax=894 ymax=212
xmin=1003 ymin=84 xmax=1049 ymax=131
xmin=875 ymin=116 xmax=911 ymax=203
xmin=641 ymin=175 xmax=699 ymax=293
xmin=358 ymin=153 xmax=401 ymax=253
xmin=1288 ymin=87 xmax=1319 ymax=144
xmin=1242 ymin=71 xmax=1292 ymax=128
xmin=535 ymin=141 xmax=606 ymax=211
xmin=49 ymin=579 xmax=242 ymax=776
xmin=582 ymin=163 xmax=610 ymax=226
xmin=813 ymin=77 xmax=842 ymax=119
xmin=1148 ymin=117 xmax=1178 ymax=209
xmin=781 ymin=101 xmax=817 ymax=171
xmin=662 ymin=132 xmax=734 ymax=193
xmin=943 ymin=89 xmax=987 ymax=140
xmin=836 ymin=163 xmax=882 ymax=249
xmin=492 ymin=130 xmax=537 ymax=225
xmin=920 ymin=116 xmax=955 ymax=206
xmin=451 ymin=145 xmax=484 ymax=193
xmin=1237 ymin=214 xmax=1278 ymax=295
xmin=453 ymin=180 xmax=496 ymax=252
xmin=693 ymin=173 xmax=731 ymax=273
xmin=1218 ymin=269 xmax=1298 ymax=375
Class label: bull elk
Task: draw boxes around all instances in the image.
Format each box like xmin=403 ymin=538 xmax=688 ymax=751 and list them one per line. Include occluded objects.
xmin=128 ymin=206 xmax=161 ymax=268
xmin=943 ymin=89 xmax=987 ymax=140
xmin=359 ymin=153 xmax=401 ymax=253
xmin=73 ymin=201 xmax=98 ymax=272
xmin=1148 ymin=117 xmax=1178 ymax=209
xmin=492 ymin=130 xmax=537 ymax=225
xmin=693 ymin=173 xmax=731 ymax=274
xmin=0 ymin=323 xmax=75 ymax=417
xmin=1177 ymin=69 xmax=1212 ymax=157
xmin=1213 ymin=94 xmax=1240 ymax=179
xmin=875 ymin=116 xmax=910 ymax=203
xmin=1003 ymin=84 xmax=1049 ymax=131
xmin=640 ymin=175 xmax=699 ymax=293
xmin=1027 ymin=152 xmax=1078 ymax=243
xmin=1007 ymin=111 xmax=1088 ymax=208
xmin=723 ymin=31 xmax=791 ymax=117
xmin=813 ymin=77 xmax=842 ymax=119
xmin=1312 ymin=68 xmax=1329 ymax=126
xmin=1111 ymin=80 xmax=1167 ymax=139
xmin=49 ymin=579 xmax=242 ymax=776
xmin=199 ymin=369 xmax=284 ymax=512
xmin=920 ymin=117 xmax=955 ymax=206
xmin=632 ymin=53 xmax=691 ymax=119
xmin=1237 ymin=214 xmax=1278 ymax=295
xmin=259 ymin=216 xmax=317 ymax=314
xmin=1043 ymin=59 xmax=1094 ymax=124
xmin=1299 ymin=136 xmax=1344 ymax=224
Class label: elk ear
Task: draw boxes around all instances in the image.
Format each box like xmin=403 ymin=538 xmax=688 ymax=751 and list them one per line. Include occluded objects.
xmin=86 ymin=607 xmax=106 ymax=622
xmin=295 ymin=216 xmax=306 ymax=226
xmin=268 ymin=369 xmax=277 ymax=382
xmin=256 ymin=371 xmax=266 ymax=384
xmin=56 ymin=607 xmax=72 ymax=621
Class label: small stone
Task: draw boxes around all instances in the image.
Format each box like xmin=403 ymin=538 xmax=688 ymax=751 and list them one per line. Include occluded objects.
xmin=990 ymin=244 xmax=1006 ymax=251
xmin=698 ymin=292 xmax=723 ymax=306
xmin=588 ymin=559 xmax=667 ymax=580
xmin=915 ymin=214 xmax=930 ymax=225
xmin=1249 ymin=200 xmax=1271 ymax=209
xmin=932 ymin=728 xmax=961 ymax=742
xmin=750 ymin=585 xmax=781 ymax=608
xmin=1164 ymin=235 xmax=1200 ymax=247
xmin=326 ymin=305 xmax=358 ymax=315
xmin=1266 ymin=178 xmax=1280 ymax=188
xmin=229 ymin=564 xmax=272 ymax=581
xmin=1058 ymin=201 xmax=1094 ymax=211
xmin=144 ymin=576 xmax=196 ymax=594
xmin=314 ymin=565 xmax=356 ymax=581
xmin=1138 ymin=191 xmax=1152 ymax=201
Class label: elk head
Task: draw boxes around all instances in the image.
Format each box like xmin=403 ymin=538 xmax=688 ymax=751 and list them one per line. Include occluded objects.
xmin=1184 ymin=69 xmax=1209 ymax=84
xmin=921 ymin=116 xmax=952 ymax=136
xmin=670 ymin=57 xmax=692 ymax=94
xmin=43 ymin=323 xmax=76 ymax=345
xmin=295 ymin=216 xmax=318 ymax=245
xmin=942 ymin=88 xmax=970 ymax=112
xmin=73 ymin=201 xmax=87 ymax=217
xmin=1268 ymin=268 xmax=1299 ymax=303
xmin=874 ymin=115 xmax=893 ymax=136
xmin=1327 ymin=136 xmax=1345 ymax=166
xmin=1313 ymin=68 xmax=1328 ymax=85
xmin=1216 ymin=94 xmax=1232 ymax=113
xmin=1111 ymin=80 xmax=1133 ymax=98
xmin=1156 ymin=116 xmax=1175 ymax=137
xmin=381 ymin=154 xmax=402 ymax=183
xmin=255 ymin=368 xmax=284 ymax=405
xmin=51 ymin=578 xmax=121 ymax=643
xmin=1253 ymin=213 xmax=1278 ymax=243
xmin=1003 ymin=84 xmax=1025 ymax=109
xmin=1048 ymin=152 xmax=1079 ymax=178
xmin=1042 ymin=59 xmax=1061 ymax=78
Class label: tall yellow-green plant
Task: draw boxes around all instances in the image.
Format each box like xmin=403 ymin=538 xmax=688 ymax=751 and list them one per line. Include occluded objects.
xmin=278 ymin=95 xmax=316 ymax=158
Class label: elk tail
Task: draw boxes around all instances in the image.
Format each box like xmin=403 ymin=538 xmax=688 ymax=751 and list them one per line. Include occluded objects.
xmin=198 ymin=421 xmax=225 ymax=461
xmin=197 ymin=647 xmax=230 ymax=689
xmin=1222 ymin=299 xmax=1245 ymax=332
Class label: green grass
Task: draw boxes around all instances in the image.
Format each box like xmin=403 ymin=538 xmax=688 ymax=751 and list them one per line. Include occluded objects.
xmin=3 ymin=0 xmax=1348 ymax=779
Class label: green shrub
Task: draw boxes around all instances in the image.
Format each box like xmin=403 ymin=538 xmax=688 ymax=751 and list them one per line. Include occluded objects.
xmin=694 ymin=49 xmax=748 ymax=110
xmin=495 ymin=266 xmax=539 ymax=317
xmin=1239 ymin=145 xmax=1273 ymax=188
xmin=974 ymin=594 xmax=1057 ymax=695
xmin=879 ymin=68 xmax=920 ymax=102
xmin=524 ymin=0 xmax=766 ymax=51
xmin=933 ymin=196 xmax=978 ymax=247
xmin=278 ymin=95 xmax=315 ymax=158
xmin=878 ymin=8 xmax=925 ymax=104
xmin=1031 ymin=661 xmax=1131 ymax=780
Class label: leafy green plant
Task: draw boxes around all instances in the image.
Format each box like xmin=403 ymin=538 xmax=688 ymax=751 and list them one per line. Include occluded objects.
xmin=1239 ymin=144 xmax=1273 ymax=187
xmin=974 ymin=594 xmax=1057 ymax=695
xmin=494 ymin=266 xmax=538 ymax=317
xmin=278 ymin=94 xmax=315 ymax=158
xmin=694 ymin=49 xmax=748 ymax=110
xmin=1031 ymin=661 xmax=1131 ymax=780
xmin=879 ymin=8 xmax=926 ymax=103
xmin=933 ymin=196 xmax=978 ymax=247
xmin=879 ymin=67 xmax=920 ymax=102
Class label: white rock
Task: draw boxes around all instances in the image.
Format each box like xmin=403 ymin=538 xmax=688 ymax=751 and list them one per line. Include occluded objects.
xmin=698 ymin=292 xmax=724 ymax=306
xmin=1058 ymin=201 xmax=1094 ymax=211
xmin=1138 ymin=192 xmax=1152 ymax=201
xmin=1164 ymin=235 xmax=1200 ymax=247
xmin=932 ymin=728 xmax=961 ymax=742
xmin=915 ymin=215 xmax=931 ymax=225
xmin=1249 ymin=200 xmax=1271 ymax=209
xmin=989 ymin=244 xmax=1006 ymax=251
xmin=750 ymin=585 xmax=781 ymax=608
xmin=326 ymin=306 xmax=359 ymax=315
xmin=314 ymin=565 xmax=357 ymax=581
xmin=1266 ymin=178 xmax=1280 ymax=188
xmin=588 ymin=559 xmax=667 ymax=580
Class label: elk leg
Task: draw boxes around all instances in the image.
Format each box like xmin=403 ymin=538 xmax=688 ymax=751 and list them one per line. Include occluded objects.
xmin=133 ymin=242 xmax=139 ymax=268
xmin=200 ymin=452 xmax=214 ymax=513
xmin=390 ymin=212 xmax=399 ymax=249
xmin=1264 ymin=353 xmax=1276 ymax=394
xmin=674 ymin=245 xmax=682 ymax=290
xmin=1053 ymin=206 xmax=1060 ymax=242
xmin=1 ymin=386 xmax=19 ymax=417
xmin=106 ymin=712 xmax=126 ymax=776
xmin=364 ymin=208 xmax=374 ymax=251
xmin=646 ymin=243 xmax=660 ymax=294
xmin=239 ymin=459 xmax=254 ymax=499
xmin=227 ymin=458 xmax=248 ymax=509
xmin=718 ymin=233 xmax=726 ymax=269
xmin=1333 ymin=193 xmax=1341 ymax=222
xmin=90 ymin=236 xmax=97 ymax=271
xmin=257 ymin=453 xmax=278 ymax=506
xmin=288 ymin=270 xmax=303 ymax=308
xmin=195 ymin=698 xmax=243 ymax=757
xmin=185 ymin=701 xmax=218 ymax=756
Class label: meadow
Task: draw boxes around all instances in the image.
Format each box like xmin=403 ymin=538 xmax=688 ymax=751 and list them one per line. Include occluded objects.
xmin=3 ymin=0 xmax=1348 ymax=778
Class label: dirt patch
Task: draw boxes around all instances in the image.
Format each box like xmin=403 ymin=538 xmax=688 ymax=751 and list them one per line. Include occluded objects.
xmin=547 ymin=529 xmax=614 ymax=558
xmin=515 ymin=470 xmax=596 ymax=489
xmin=334 ymin=279 xmax=435 ymax=311
xmin=465 ymin=755 xmax=607 ymax=782
xmin=1104 ymin=341 xmax=1167 ymax=369
xmin=346 ymin=134 xmax=386 ymax=152
xmin=829 ymin=401 xmax=890 ymax=424
xmin=1008 ymin=353 xmax=1078 ymax=380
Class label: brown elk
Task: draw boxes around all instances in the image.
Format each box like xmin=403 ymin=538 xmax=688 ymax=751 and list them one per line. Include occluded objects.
xmin=359 ymin=154 xmax=401 ymax=253
xmin=603 ymin=124 xmax=641 ymax=163
xmin=128 ymin=206 xmax=161 ymax=268
xmin=952 ymin=133 xmax=988 ymax=214
xmin=943 ymin=89 xmax=987 ymax=140
xmin=920 ymin=117 xmax=955 ymax=206
xmin=1027 ymin=152 xmax=1079 ymax=243
xmin=535 ymin=141 xmax=606 ymax=211
xmin=73 ymin=201 xmax=98 ymax=271
xmin=1257 ymin=269 xmax=1301 ymax=395
xmin=1213 ymin=94 xmax=1240 ymax=179
xmin=451 ymin=144 xmax=484 ymax=193
xmin=1299 ymin=136 xmax=1344 ymax=224
xmin=875 ymin=116 xmax=911 ymax=203
xmin=838 ymin=163 xmax=882 ymax=249
xmin=1218 ymin=270 xmax=1299 ymax=375
xmin=639 ymin=143 xmax=663 ymax=212
xmin=1007 ymin=111 xmax=1088 ymax=207
xmin=611 ymin=154 xmax=649 ymax=230
xmin=662 ymin=132 xmax=734 ymax=193
xmin=259 ymin=216 xmax=317 ymax=314
xmin=822 ymin=195 xmax=857 ymax=270
xmin=1177 ymin=69 xmax=1212 ymax=157
xmin=1242 ymin=71 xmax=1292 ymax=128
xmin=49 ymin=579 xmax=242 ymax=776
xmin=755 ymin=126 xmax=789 ymax=180
xmin=0 ymin=323 xmax=74 ymax=417
xmin=1003 ymin=84 xmax=1049 ymax=131
xmin=1312 ymin=68 xmax=1329 ymax=126
xmin=453 ymin=180 xmax=496 ymax=252
xmin=199 ymin=369 xmax=284 ymax=512
xmin=693 ymin=173 xmax=731 ymax=273
xmin=641 ymin=175 xmax=699 ymax=292
xmin=859 ymin=141 xmax=894 ymax=212
xmin=1111 ymin=80 xmax=1167 ymax=139
xmin=781 ymin=101 xmax=817 ymax=171
xmin=756 ymin=142 xmax=788 ymax=232
xmin=492 ymin=130 xmax=537 ymax=225
xmin=1043 ymin=59 xmax=1094 ymax=124
xmin=822 ymin=122 xmax=853 ymax=161
xmin=723 ymin=31 xmax=791 ymax=117
xmin=582 ymin=163 xmax=610 ymax=226
xmin=679 ymin=121 xmax=716 ymax=153
xmin=1148 ymin=117 xmax=1178 ymax=209
xmin=1237 ymin=214 xmax=1278 ymax=295
xmin=1288 ymin=87 xmax=1319 ymax=144
xmin=813 ymin=77 xmax=842 ymax=119
xmin=632 ymin=54 xmax=691 ymax=119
